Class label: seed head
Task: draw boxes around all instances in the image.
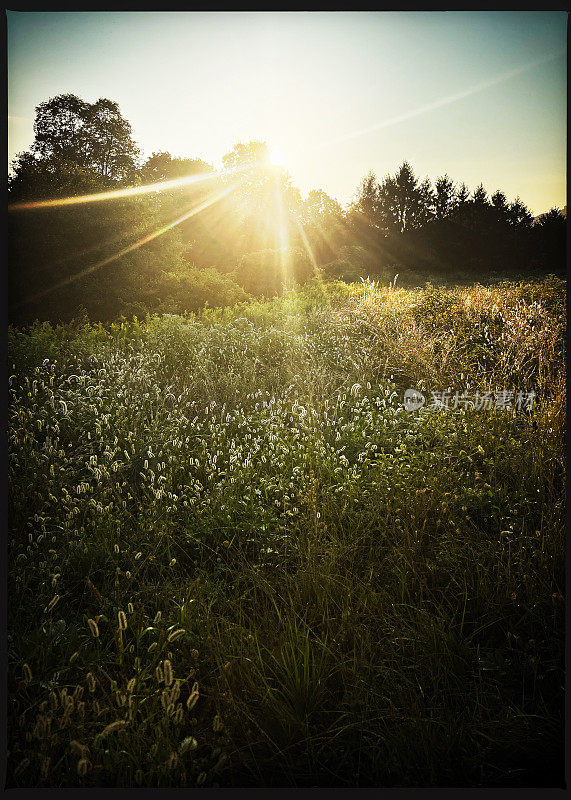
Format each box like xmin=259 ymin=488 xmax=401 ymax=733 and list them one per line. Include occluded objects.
xmin=163 ymin=659 xmax=173 ymax=687
xmin=100 ymin=719 xmax=127 ymax=738
xmin=213 ymin=713 xmax=223 ymax=732
xmin=118 ymin=611 xmax=127 ymax=630
xmin=87 ymin=619 xmax=99 ymax=638
xmin=167 ymin=752 xmax=178 ymax=770
xmin=40 ymin=756 xmax=51 ymax=780
xmin=70 ymin=740 xmax=89 ymax=757
xmin=45 ymin=594 xmax=60 ymax=613
xmin=77 ymin=758 xmax=89 ymax=776
xmin=14 ymin=758 xmax=30 ymax=777
xmin=186 ymin=682 xmax=199 ymax=711
xmin=180 ymin=736 xmax=198 ymax=753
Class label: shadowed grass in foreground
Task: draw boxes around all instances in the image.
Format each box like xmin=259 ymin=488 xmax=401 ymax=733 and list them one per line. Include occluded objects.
xmin=8 ymin=276 xmax=565 ymax=786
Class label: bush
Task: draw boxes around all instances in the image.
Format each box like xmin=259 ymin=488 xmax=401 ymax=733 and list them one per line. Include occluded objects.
xmin=156 ymin=267 xmax=250 ymax=315
xmin=234 ymin=248 xmax=316 ymax=297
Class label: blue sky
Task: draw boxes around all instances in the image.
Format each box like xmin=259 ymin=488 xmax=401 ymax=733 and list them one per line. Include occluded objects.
xmin=7 ymin=11 xmax=567 ymax=214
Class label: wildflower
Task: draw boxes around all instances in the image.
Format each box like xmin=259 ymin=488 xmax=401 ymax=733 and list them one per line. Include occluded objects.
xmin=118 ymin=610 xmax=128 ymax=630
xmin=87 ymin=619 xmax=99 ymax=638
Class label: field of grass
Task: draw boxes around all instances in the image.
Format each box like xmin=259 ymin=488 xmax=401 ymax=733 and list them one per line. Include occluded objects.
xmin=7 ymin=276 xmax=565 ymax=787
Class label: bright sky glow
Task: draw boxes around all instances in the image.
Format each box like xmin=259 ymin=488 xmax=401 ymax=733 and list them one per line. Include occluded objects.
xmin=269 ymin=149 xmax=284 ymax=166
xmin=7 ymin=11 xmax=567 ymax=214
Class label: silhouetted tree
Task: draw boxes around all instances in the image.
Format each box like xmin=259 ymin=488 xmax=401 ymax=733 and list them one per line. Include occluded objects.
xmin=140 ymin=152 xmax=214 ymax=183
xmin=378 ymin=162 xmax=434 ymax=234
xmin=491 ymin=190 xmax=509 ymax=220
xmin=14 ymin=94 xmax=140 ymax=188
xmin=532 ymin=207 xmax=566 ymax=274
xmin=507 ymin=197 xmax=533 ymax=229
xmin=300 ymin=189 xmax=346 ymax=263
xmin=434 ymin=174 xmax=456 ymax=220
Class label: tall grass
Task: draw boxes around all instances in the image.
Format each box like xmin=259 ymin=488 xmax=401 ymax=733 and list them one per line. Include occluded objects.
xmin=8 ymin=276 xmax=565 ymax=786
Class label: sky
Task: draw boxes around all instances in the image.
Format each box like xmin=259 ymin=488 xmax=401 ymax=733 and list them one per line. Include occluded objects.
xmin=7 ymin=11 xmax=567 ymax=215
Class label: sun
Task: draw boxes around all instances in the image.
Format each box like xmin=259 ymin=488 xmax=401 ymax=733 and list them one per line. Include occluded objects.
xmin=269 ymin=148 xmax=283 ymax=166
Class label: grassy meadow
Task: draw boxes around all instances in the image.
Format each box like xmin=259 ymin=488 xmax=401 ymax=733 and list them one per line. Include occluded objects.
xmin=7 ymin=276 xmax=565 ymax=787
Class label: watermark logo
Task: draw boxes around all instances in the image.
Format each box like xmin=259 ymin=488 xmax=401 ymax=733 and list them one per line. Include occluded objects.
xmin=402 ymin=389 xmax=535 ymax=412
xmin=403 ymin=388 xmax=426 ymax=412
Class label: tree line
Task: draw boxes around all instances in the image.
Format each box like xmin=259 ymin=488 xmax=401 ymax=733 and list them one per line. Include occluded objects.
xmin=8 ymin=94 xmax=566 ymax=324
